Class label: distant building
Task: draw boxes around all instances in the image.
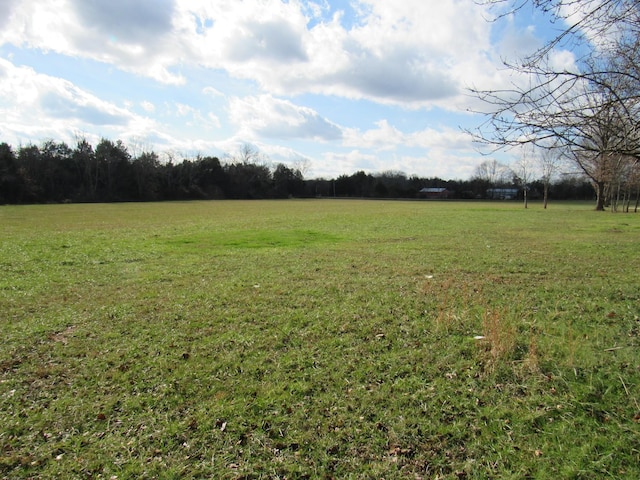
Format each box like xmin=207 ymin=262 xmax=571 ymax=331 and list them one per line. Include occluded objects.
xmin=419 ymin=187 xmax=451 ymax=199
xmin=486 ymin=188 xmax=519 ymax=199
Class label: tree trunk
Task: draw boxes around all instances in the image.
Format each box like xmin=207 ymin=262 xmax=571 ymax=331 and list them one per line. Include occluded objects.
xmin=613 ymin=182 xmax=621 ymax=213
xmin=623 ymin=186 xmax=630 ymax=213
xmin=594 ymin=181 xmax=606 ymax=211
xmin=543 ymin=183 xmax=549 ymax=209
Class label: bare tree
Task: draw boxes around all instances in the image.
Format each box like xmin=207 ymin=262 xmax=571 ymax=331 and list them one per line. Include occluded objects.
xmin=513 ymin=146 xmax=537 ymax=208
xmin=224 ymin=143 xmax=273 ymax=198
xmin=628 ymin=158 xmax=640 ymax=212
xmin=471 ymin=0 xmax=640 ymax=210
xmin=566 ymin=85 xmax=640 ymax=210
xmin=293 ymin=157 xmax=312 ymax=178
xmin=473 ymin=159 xmax=511 ymax=191
xmin=611 ymin=155 xmax=640 ymax=211
xmin=538 ymin=148 xmax=563 ymax=209
xmin=228 ymin=142 xmax=269 ymax=166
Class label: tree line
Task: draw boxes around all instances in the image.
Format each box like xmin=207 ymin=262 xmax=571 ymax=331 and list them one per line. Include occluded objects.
xmin=0 ymin=138 xmax=598 ymax=205
xmin=0 ymin=139 xmax=305 ymax=203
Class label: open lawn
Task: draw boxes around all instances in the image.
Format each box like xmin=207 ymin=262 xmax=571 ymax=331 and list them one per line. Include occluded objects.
xmin=1 ymin=199 xmax=639 ymax=479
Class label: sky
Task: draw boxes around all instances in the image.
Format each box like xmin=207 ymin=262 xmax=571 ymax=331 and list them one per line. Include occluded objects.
xmin=0 ymin=0 xmax=577 ymax=179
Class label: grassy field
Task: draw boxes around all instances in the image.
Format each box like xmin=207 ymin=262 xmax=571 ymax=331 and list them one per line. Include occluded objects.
xmin=1 ymin=199 xmax=639 ymax=479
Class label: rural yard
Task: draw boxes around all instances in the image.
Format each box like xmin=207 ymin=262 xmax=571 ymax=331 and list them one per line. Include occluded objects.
xmin=1 ymin=200 xmax=639 ymax=478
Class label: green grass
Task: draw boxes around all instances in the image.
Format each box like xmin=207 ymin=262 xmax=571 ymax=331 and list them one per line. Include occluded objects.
xmin=1 ymin=200 xmax=639 ymax=479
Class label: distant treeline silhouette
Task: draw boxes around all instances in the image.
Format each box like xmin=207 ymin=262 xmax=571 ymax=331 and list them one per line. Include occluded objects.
xmin=0 ymin=138 xmax=593 ymax=204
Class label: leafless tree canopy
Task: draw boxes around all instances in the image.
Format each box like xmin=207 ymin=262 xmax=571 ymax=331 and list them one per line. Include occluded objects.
xmin=471 ymin=0 xmax=640 ymax=209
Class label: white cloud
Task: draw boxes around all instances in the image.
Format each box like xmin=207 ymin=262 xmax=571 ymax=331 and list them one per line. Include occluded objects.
xmin=0 ymin=58 xmax=129 ymax=130
xmin=343 ymin=120 xmax=403 ymax=150
xmin=0 ymin=0 xmax=501 ymax=107
xmin=303 ymin=0 xmax=491 ymax=106
xmin=343 ymin=120 xmax=475 ymax=152
xmin=317 ymin=149 xmax=379 ymax=177
xmin=0 ymin=0 xmax=19 ymax=30
xmin=0 ymin=0 xmax=185 ymax=84
xmin=223 ymin=18 xmax=308 ymax=63
xmin=228 ymin=95 xmax=342 ymax=141
xmin=168 ymin=102 xmax=222 ymax=132
xmin=0 ymin=57 xmax=165 ymax=147
xmin=203 ymin=86 xmax=224 ymax=97
xmin=140 ymin=101 xmax=156 ymax=112
xmin=407 ymin=127 xmax=475 ymax=151
xmin=72 ymin=0 xmax=175 ymax=43
xmin=496 ymin=19 xmax=543 ymax=61
xmin=207 ymin=113 xmax=221 ymax=129
xmin=310 ymin=146 xmax=479 ymax=179
xmin=304 ymin=146 xmax=484 ymax=179
xmin=548 ymin=49 xmax=578 ymax=72
xmin=175 ymin=103 xmax=196 ymax=117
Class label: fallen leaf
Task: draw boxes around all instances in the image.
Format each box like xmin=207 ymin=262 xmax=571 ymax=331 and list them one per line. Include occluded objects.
xmin=215 ymin=418 xmax=227 ymax=431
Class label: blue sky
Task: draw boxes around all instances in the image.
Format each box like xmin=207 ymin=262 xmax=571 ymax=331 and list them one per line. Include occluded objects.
xmin=0 ymin=0 xmax=577 ymax=179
